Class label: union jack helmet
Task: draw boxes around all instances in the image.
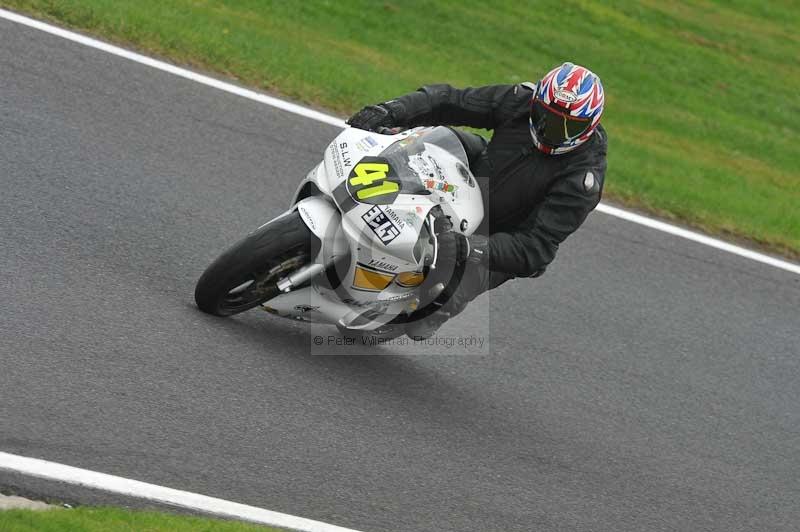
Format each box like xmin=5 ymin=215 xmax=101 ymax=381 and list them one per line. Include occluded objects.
xmin=529 ymin=62 xmax=605 ymax=155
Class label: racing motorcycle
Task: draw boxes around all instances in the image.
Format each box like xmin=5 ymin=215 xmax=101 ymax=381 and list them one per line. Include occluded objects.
xmin=194 ymin=126 xmax=483 ymax=338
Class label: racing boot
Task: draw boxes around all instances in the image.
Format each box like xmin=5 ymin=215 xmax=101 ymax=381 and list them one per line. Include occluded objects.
xmin=405 ymin=309 xmax=451 ymax=341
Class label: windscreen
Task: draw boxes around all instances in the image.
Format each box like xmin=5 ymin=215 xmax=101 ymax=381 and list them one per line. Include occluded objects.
xmin=377 ymin=127 xmax=470 ymax=194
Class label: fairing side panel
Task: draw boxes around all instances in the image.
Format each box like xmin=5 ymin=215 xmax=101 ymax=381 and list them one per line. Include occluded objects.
xmin=294 ymin=196 xmax=348 ymax=265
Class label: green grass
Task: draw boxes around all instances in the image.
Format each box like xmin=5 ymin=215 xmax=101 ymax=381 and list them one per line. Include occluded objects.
xmin=0 ymin=506 xmax=282 ymax=531
xmin=4 ymin=0 xmax=799 ymax=257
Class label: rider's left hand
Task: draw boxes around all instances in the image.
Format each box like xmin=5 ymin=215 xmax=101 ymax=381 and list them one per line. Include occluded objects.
xmin=346 ymin=99 xmax=407 ymax=132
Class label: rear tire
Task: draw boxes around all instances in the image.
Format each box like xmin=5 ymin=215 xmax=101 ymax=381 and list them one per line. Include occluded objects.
xmin=194 ymin=212 xmax=314 ymax=316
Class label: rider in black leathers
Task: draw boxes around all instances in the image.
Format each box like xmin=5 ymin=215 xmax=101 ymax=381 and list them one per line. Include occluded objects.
xmin=347 ymin=64 xmax=608 ymax=339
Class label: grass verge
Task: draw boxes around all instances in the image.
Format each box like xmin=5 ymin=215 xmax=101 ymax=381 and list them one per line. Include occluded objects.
xmin=4 ymin=0 xmax=799 ymax=258
xmin=0 ymin=506 xmax=282 ymax=531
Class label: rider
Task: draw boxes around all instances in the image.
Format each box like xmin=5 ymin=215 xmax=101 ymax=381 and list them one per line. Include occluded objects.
xmin=346 ymin=63 xmax=607 ymax=340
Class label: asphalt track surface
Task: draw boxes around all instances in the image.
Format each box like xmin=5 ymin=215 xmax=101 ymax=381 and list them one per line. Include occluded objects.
xmin=2 ymin=18 xmax=799 ymax=532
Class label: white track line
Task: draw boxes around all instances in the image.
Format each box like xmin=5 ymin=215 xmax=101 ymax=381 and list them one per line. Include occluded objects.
xmin=1 ymin=8 xmax=797 ymax=276
xmin=0 ymin=452 xmax=363 ymax=532
xmin=596 ymin=204 xmax=800 ymax=274
xmin=0 ymin=9 xmax=345 ymax=128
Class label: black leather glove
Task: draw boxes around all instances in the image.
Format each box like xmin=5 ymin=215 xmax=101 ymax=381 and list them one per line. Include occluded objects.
xmin=421 ymin=232 xmax=487 ymax=315
xmin=465 ymin=234 xmax=490 ymax=266
xmin=437 ymin=232 xmax=490 ymax=267
xmin=346 ymin=100 xmax=404 ymax=131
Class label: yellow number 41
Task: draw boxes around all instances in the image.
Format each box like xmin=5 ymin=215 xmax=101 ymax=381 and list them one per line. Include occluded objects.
xmin=349 ymin=162 xmax=399 ymax=200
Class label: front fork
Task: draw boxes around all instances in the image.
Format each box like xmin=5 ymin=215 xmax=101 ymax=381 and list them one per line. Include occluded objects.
xmin=276 ymin=263 xmax=325 ymax=292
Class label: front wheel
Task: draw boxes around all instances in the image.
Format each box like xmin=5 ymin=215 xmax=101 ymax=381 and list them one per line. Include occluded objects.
xmin=194 ymin=212 xmax=314 ymax=316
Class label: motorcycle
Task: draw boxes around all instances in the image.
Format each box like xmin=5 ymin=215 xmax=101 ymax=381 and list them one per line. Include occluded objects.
xmin=194 ymin=126 xmax=483 ymax=338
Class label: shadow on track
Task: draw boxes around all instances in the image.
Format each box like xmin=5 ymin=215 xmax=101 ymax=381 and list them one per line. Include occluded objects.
xmin=189 ymin=304 xmax=554 ymax=450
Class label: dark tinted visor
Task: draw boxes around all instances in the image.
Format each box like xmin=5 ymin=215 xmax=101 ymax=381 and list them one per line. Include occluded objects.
xmin=531 ymin=99 xmax=591 ymax=146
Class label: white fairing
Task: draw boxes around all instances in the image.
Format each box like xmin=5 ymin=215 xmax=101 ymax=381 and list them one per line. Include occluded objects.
xmin=267 ymin=127 xmax=484 ymax=330
xmin=295 ymin=196 xmax=348 ymax=265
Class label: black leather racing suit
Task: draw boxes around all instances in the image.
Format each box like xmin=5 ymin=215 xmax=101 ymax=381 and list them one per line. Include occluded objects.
xmin=385 ymin=83 xmax=608 ymax=315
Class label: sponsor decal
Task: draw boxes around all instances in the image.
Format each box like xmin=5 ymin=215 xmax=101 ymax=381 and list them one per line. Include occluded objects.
xmin=368 ymin=259 xmax=399 ymax=272
xmin=424 ymin=179 xmax=458 ymax=194
xmin=583 ymin=171 xmax=595 ymax=192
xmin=382 ymin=206 xmax=406 ymax=229
xmin=361 ymin=205 xmax=401 ymax=245
xmin=339 ymin=142 xmax=351 ymax=166
xmin=383 ymin=292 xmax=417 ymax=302
xmin=298 ymin=205 xmax=315 ymax=231
xmin=330 ymin=141 xmax=350 ymax=179
xmin=409 ymin=153 xmax=446 ymax=181
xmin=554 ymin=89 xmax=578 ymax=103
xmin=429 ymin=156 xmax=446 ymax=180
xmin=355 ymin=136 xmax=379 ymax=152
xmin=346 ymin=157 xmax=401 ymax=205
xmin=346 ymin=292 xmax=416 ymax=305
xmin=294 ymin=305 xmax=319 ymax=313
xmin=408 ymin=153 xmax=434 ymax=178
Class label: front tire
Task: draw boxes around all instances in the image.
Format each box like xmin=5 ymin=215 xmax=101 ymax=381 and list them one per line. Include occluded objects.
xmin=194 ymin=212 xmax=314 ymax=316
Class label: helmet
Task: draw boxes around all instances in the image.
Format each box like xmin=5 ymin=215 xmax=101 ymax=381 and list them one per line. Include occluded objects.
xmin=529 ymin=63 xmax=604 ymax=155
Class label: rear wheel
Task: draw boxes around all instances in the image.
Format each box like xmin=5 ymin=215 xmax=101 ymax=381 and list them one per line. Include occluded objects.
xmin=194 ymin=212 xmax=314 ymax=316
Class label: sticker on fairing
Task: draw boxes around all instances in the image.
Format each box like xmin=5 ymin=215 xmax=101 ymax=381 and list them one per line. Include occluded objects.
xmin=355 ymin=136 xmax=379 ymax=152
xmin=423 ymin=179 xmax=458 ymax=194
xmin=346 ymin=157 xmax=400 ymax=205
xmin=361 ymin=205 xmax=401 ymax=245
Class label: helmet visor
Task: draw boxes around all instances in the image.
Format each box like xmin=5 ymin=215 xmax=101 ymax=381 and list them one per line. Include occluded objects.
xmin=531 ymin=99 xmax=591 ymax=146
